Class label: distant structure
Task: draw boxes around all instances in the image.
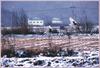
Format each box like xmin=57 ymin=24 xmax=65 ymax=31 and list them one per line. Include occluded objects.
xmin=51 ymin=18 xmax=63 ymax=34
xmin=28 ymin=17 xmax=44 ymax=32
xmin=52 ymin=18 xmax=62 ymax=24
xmin=28 ymin=17 xmax=44 ymax=26
xmin=27 ymin=17 xmax=63 ymax=33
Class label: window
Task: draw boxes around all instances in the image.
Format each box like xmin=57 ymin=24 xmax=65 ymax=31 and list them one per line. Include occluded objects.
xmin=29 ymin=21 xmax=31 ymax=23
xmin=32 ymin=22 xmax=35 ymax=23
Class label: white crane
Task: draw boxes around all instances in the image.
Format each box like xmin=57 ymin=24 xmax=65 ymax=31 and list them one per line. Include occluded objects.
xmin=69 ymin=17 xmax=81 ymax=33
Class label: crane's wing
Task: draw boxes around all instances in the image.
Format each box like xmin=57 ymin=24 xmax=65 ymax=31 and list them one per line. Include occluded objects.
xmin=69 ymin=17 xmax=78 ymax=26
xmin=69 ymin=17 xmax=81 ymax=32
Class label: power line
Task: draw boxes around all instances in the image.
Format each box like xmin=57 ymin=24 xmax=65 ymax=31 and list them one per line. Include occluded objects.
xmin=25 ymin=7 xmax=98 ymax=12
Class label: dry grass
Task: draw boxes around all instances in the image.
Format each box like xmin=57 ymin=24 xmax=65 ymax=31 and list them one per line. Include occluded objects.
xmin=2 ymin=35 xmax=99 ymax=51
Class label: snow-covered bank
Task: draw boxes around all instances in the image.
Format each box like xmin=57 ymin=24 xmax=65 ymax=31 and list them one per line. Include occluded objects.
xmin=1 ymin=55 xmax=99 ymax=68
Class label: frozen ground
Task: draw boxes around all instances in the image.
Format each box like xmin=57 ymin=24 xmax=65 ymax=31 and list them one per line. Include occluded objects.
xmin=1 ymin=55 xmax=99 ymax=68
xmin=1 ymin=34 xmax=99 ymax=68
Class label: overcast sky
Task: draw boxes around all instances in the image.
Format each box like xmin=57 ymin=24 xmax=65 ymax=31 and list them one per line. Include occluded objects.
xmin=1 ymin=1 xmax=99 ymax=26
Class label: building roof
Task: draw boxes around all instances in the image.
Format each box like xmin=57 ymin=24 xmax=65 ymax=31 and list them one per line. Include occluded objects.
xmin=28 ymin=17 xmax=43 ymax=20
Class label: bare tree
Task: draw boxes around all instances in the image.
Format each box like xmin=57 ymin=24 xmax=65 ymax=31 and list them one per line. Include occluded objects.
xmin=19 ymin=8 xmax=28 ymax=34
xmin=11 ymin=9 xmax=29 ymax=34
xmin=81 ymin=10 xmax=94 ymax=33
xmin=12 ymin=10 xmax=19 ymax=27
xmin=80 ymin=21 xmax=94 ymax=33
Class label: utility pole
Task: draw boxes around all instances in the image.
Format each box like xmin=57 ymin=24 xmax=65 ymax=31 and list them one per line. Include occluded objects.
xmin=70 ymin=6 xmax=76 ymax=20
xmin=11 ymin=11 xmax=16 ymax=54
xmin=83 ymin=10 xmax=88 ymax=33
xmin=67 ymin=6 xmax=76 ymax=49
xmin=48 ymin=25 xmax=52 ymax=48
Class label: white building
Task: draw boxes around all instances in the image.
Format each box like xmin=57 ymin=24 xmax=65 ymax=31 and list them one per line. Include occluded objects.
xmin=28 ymin=17 xmax=45 ymax=32
xmin=52 ymin=18 xmax=62 ymax=24
xmin=28 ymin=17 xmax=63 ymax=33
xmin=28 ymin=17 xmax=44 ymax=26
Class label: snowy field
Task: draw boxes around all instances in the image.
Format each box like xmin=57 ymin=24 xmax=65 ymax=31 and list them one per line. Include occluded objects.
xmin=1 ymin=34 xmax=99 ymax=68
xmin=1 ymin=55 xmax=99 ymax=68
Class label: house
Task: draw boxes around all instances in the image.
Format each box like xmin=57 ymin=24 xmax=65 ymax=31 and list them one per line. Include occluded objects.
xmin=52 ymin=17 xmax=62 ymax=24
xmin=28 ymin=17 xmax=45 ymax=33
xmin=28 ymin=17 xmax=44 ymax=26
